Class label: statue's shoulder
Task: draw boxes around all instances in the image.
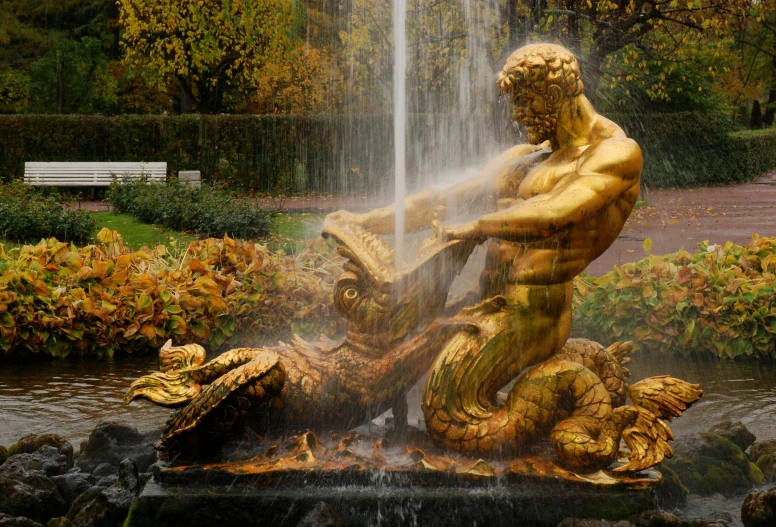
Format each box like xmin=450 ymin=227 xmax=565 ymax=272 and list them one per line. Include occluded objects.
xmin=581 ymin=135 xmax=642 ymax=172
xmin=577 ymin=135 xmax=644 ymax=183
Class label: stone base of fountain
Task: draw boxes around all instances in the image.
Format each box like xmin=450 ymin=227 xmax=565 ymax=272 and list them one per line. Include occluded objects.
xmin=126 ymin=427 xmax=661 ymax=526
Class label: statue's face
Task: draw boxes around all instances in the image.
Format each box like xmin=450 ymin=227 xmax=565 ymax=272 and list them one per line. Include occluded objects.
xmin=511 ymin=88 xmax=558 ymax=145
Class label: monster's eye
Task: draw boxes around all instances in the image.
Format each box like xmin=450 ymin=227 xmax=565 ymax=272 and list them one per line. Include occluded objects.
xmin=345 ymin=288 xmax=358 ymax=300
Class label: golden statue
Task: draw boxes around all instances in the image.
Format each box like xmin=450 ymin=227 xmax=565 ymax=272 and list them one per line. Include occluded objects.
xmin=126 ymin=44 xmax=701 ymax=476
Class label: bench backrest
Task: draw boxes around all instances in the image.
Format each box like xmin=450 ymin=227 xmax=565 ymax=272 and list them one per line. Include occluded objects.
xmin=24 ymin=162 xmax=167 ymax=187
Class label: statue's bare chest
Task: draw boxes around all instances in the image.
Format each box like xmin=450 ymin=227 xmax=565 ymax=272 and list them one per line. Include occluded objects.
xmin=496 ymin=147 xmax=586 ymax=200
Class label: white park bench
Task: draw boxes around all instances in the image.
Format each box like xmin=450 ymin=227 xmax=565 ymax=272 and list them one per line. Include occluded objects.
xmin=24 ymin=161 xmax=167 ymax=199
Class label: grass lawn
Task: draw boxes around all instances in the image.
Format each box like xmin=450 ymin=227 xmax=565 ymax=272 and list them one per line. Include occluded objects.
xmin=272 ymin=212 xmax=325 ymax=240
xmin=91 ymin=212 xmax=197 ymax=249
xmin=1 ymin=211 xmax=322 ymax=253
xmin=266 ymin=212 xmax=326 ymax=252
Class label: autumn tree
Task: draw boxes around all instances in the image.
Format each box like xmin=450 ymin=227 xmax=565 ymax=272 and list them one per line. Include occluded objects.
xmin=337 ymin=0 xmax=503 ymax=113
xmin=118 ymin=0 xmax=295 ymax=114
xmin=501 ymin=0 xmax=752 ymax=102
xmin=0 ymin=0 xmax=120 ymax=113
xmin=732 ymin=1 xmax=776 ymax=126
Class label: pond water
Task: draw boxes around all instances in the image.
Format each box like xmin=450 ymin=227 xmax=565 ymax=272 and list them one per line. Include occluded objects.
xmin=2 ymin=350 xmax=775 ymax=450
xmin=0 ymin=356 xmax=170 ymax=447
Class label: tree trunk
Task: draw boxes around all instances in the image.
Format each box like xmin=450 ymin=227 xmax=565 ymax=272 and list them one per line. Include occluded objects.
xmin=582 ymin=51 xmax=602 ymax=105
xmin=751 ymin=99 xmax=763 ymax=130
xmin=566 ymin=0 xmax=580 ymax=54
xmin=506 ymin=0 xmax=519 ymax=51
xmin=56 ymin=58 xmax=65 ymax=114
xmin=763 ymin=57 xmax=776 ymax=127
xmin=763 ymin=90 xmax=776 ymax=128
xmin=179 ymin=76 xmax=193 ymax=114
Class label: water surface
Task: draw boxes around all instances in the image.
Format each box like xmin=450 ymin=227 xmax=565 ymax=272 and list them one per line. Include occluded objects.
xmin=0 ymin=356 xmax=170 ymax=447
xmin=1 ymin=353 xmax=775 ymax=451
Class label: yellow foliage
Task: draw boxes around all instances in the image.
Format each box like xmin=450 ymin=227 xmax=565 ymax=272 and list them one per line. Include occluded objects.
xmin=118 ymin=0 xmax=294 ymax=109
xmin=0 ymin=234 xmax=344 ymax=358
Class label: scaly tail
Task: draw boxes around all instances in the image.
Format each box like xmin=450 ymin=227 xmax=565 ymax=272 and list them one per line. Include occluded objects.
xmin=158 ymin=351 xmax=286 ymax=454
xmin=613 ymin=376 xmax=703 ymax=473
xmin=125 ymin=340 xmax=262 ymax=407
xmin=125 ymin=341 xmax=207 ymax=407
xmin=550 ymin=405 xmax=638 ymax=472
xmin=558 ymin=339 xmax=632 ymax=406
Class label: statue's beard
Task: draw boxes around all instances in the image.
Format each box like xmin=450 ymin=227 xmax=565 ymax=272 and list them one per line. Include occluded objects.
xmin=514 ymin=112 xmax=557 ymax=144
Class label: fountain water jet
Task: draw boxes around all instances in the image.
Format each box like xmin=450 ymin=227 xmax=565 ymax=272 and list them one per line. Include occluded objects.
xmin=393 ymin=0 xmax=407 ymax=266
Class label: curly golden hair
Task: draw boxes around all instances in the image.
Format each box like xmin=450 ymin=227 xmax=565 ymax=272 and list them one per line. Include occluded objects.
xmin=497 ymin=44 xmax=584 ymax=99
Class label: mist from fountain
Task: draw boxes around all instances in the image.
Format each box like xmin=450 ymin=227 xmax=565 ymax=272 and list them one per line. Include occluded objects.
xmin=393 ymin=0 xmax=407 ymax=266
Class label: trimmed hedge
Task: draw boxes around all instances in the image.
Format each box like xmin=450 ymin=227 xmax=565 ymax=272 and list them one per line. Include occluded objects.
xmin=0 ymin=114 xmax=507 ymax=195
xmin=574 ymin=235 xmax=776 ymax=359
xmin=0 ymin=230 xmax=342 ymax=358
xmin=0 ymin=181 xmax=96 ymax=243
xmin=107 ymin=179 xmax=274 ymax=239
xmin=2 ymin=113 xmax=772 ymax=193
xmin=613 ymin=113 xmax=776 ymax=188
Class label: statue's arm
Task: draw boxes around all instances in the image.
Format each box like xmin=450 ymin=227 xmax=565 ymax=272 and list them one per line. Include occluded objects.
xmin=327 ymin=143 xmax=541 ymax=234
xmin=445 ymin=138 xmax=642 ymax=243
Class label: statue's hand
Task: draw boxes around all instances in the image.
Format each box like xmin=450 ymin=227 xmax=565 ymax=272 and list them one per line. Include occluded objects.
xmin=433 ymin=217 xmax=484 ymax=243
xmin=325 ymin=209 xmax=364 ymax=228
xmin=431 ymin=207 xmax=446 ymax=241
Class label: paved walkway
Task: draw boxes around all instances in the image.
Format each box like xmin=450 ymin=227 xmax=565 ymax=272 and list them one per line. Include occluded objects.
xmin=80 ymin=171 xmax=776 ymax=276
xmin=587 ymin=171 xmax=776 ymax=275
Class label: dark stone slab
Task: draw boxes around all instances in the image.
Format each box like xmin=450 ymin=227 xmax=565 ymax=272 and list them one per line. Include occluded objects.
xmin=126 ymin=476 xmax=657 ymax=527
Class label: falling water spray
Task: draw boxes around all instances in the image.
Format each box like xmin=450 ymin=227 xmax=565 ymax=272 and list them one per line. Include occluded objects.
xmin=393 ymin=0 xmax=407 ymax=267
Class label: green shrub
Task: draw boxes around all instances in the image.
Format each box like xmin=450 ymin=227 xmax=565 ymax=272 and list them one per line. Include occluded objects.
xmin=574 ymin=235 xmax=776 ymax=359
xmin=0 ymin=231 xmax=342 ymax=358
xmin=0 ymin=181 xmax=95 ymax=243
xmin=107 ymin=179 xmax=274 ymax=239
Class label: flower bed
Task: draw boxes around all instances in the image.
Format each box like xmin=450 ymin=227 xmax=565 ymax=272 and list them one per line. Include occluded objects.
xmin=0 ymin=229 xmax=341 ymax=358
xmin=574 ymin=235 xmax=776 ymax=358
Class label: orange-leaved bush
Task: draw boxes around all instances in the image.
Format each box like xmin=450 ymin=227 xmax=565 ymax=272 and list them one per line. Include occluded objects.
xmin=0 ymin=229 xmax=342 ymax=358
xmin=574 ymin=234 xmax=776 ymax=359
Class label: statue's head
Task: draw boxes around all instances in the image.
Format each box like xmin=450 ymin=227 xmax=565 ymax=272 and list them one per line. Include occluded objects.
xmin=497 ymin=44 xmax=584 ymax=144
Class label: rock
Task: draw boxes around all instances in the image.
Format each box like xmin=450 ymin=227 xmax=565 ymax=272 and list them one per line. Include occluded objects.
xmin=46 ymin=519 xmax=74 ymax=527
xmin=296 ymin=502 xmax=343 ymax=527
xmin=77 ymin=422 xmax=159 ymax=474
xmin=7 ymin=436 xmax=73 ymax=467
xmin=0 ymin=446 xmax=8 ymax=466
xmin=556 ymin=521 xmax=634 ymax=527
xmin=655 ymin=464 xmax=689 ymax=508
xmin=64 ymin=485 xmax=135 ymax=527
xmin=749 ymin=440 xmax=776 ymax=462
xmin=634 ymin=511 xmax=731 ymax=527
xmin=741 ymin=486 xmax=776 ymax=527
xmin=90 ymin=464 xmax=116 ymax=478
xmin=664 ymin=432 xmax=764 ymax=496
xmin=117 ymin=460 xmax=139 ymax=494
xmin=635 ymin=510 xmax=684 ymax=526
xmin=2 ymin=447 xmax=72 ymax=478
xmin=50 ymin=472 xmax=95 ymax=505
xmin=94 ymin=475 xmax=118 ymax=488
xmin=707 ymin=421 xmax=756 ymax=452
xmin=0 ymin=513 xmax=44 ymax=527
xmin=749 ymin=440 xmax=776 ymax=480
xmin=0 ymin=474 xmax=66 ymax=523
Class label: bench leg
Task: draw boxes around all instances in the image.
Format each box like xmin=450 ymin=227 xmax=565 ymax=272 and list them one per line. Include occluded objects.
xmin=91 ymin=187 xmax=96 ymax=200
